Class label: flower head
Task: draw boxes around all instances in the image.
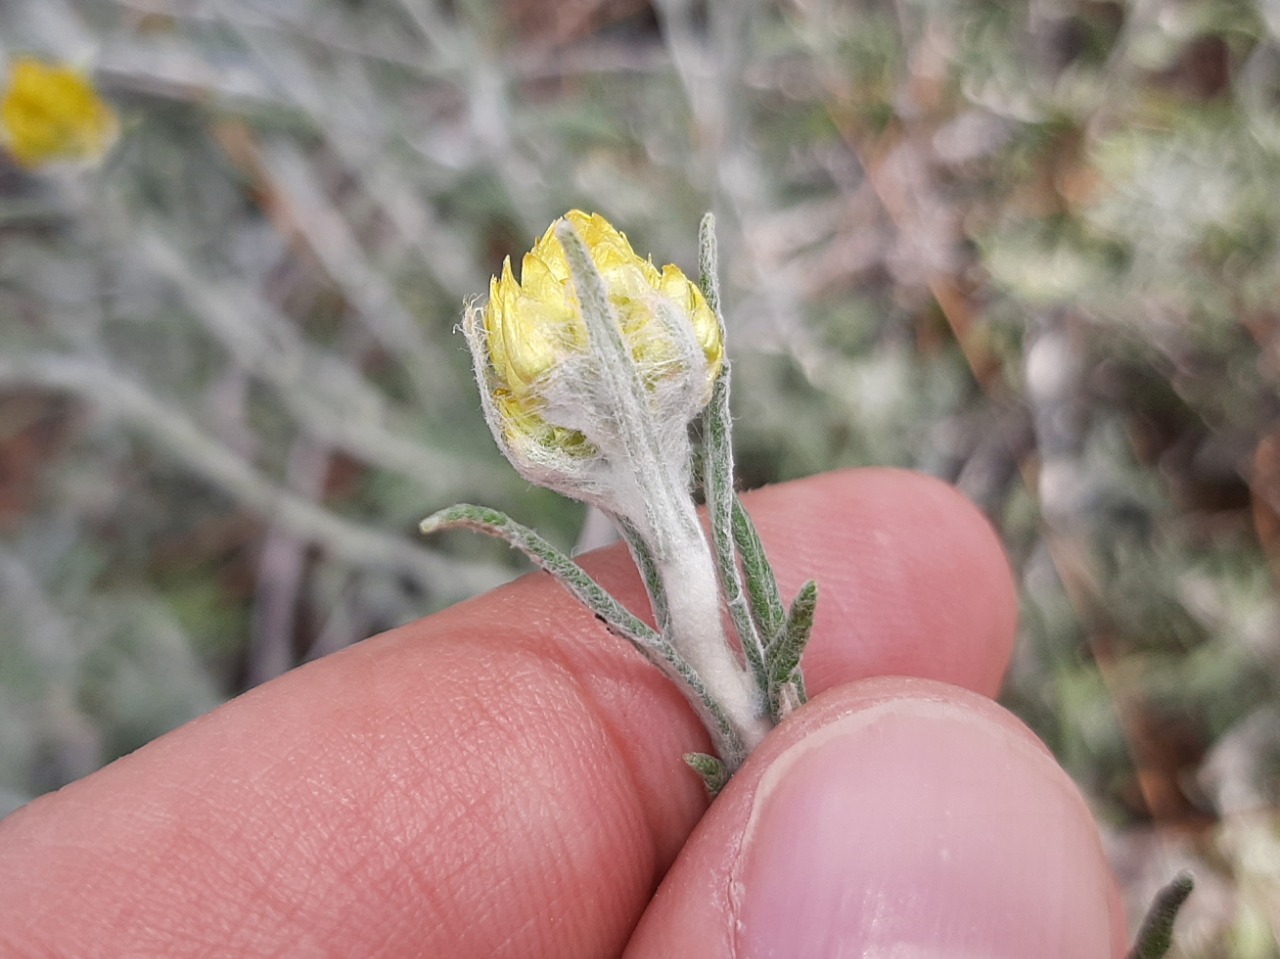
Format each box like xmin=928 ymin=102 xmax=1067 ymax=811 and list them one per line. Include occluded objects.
xmin=466 ymin=210 xmax=722 ymax=516
xmin=1 ymin=57 xmax=118 ymax=170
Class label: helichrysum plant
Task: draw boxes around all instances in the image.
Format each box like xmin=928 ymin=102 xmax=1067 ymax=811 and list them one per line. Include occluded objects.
xmin=0 ymin=56 xmax=118 ymax=170
xmin=425 ymin=210 xmax=1195 ymax=954
xmin=422 ymin=210 xmax=814 ymax=791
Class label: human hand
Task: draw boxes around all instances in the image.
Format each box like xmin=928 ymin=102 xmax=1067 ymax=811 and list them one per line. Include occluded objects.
xmin=0 ymin=469 xmax=1123 ymax=957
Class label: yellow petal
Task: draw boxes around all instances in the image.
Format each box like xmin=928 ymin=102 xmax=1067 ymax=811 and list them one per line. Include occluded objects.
xmin=660 ymin=265 xmax=722 ymax=371
xmin=483 ymin=258 xmax=518 ymax=387
xmin=520 ymin=250 xmax=567 ymax=305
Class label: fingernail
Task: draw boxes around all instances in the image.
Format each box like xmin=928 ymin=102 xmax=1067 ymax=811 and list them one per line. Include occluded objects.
xmin=732 ymin=697 xmax=1115 ymax=958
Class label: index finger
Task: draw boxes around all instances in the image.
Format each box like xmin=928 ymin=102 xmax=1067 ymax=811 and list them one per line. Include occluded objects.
xmin=0 ymin=468 xmax=1016 ymax=959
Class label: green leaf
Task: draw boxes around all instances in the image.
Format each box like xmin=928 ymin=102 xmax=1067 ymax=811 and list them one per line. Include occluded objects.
xmin=421 ymin=504 xmax=661 ymax=650
xmin=702 ymin=372 xmax=768 ymax=692
xmin=770 ymin=579 xmax=817 ymax=681
xmin=697 ymin=214 xmax=767 ymax=703
xmin=698 ymin=212 xmax=723 ymax=321
xmin=684 ymin=751 xmax=729 ymax=797
xmin=765 ymin=580 xmax=816 ymax=721
xmin=732 ymin=494 xmax=787 ymax=647
xmin=422 ymin=503 xmax=747 ymax=770
xmin=1126 ymin=873 xmax=1194 ymax=959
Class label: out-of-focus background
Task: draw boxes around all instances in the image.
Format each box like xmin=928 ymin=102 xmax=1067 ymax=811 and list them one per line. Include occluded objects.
xmin=1 ymin=0 xmax=1277 ymax=952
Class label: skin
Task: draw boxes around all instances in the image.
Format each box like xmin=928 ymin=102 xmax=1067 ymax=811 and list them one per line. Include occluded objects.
xmin=0 ymin=469 xmax=1127 ymax=958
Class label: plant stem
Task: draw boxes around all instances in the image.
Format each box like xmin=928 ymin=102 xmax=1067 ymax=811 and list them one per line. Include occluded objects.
xmin=658 ymin=497 xmax=771 ymax=762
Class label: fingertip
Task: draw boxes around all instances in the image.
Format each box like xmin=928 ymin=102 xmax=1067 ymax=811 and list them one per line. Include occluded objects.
xmin=628 ymin=678 xmax=1120 ymax=958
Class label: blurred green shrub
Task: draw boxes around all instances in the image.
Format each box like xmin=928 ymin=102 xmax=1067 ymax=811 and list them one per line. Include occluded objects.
xmin=1 ymin=1 xmax=1277 ymax=948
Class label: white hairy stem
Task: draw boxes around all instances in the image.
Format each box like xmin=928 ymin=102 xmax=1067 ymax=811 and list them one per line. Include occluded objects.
xmin=657 ymin=498 xmax=771 ymax=753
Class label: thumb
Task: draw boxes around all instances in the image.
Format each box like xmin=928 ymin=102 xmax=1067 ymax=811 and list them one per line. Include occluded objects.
xmin=626 ymin=677 xmax=1127 ymax=958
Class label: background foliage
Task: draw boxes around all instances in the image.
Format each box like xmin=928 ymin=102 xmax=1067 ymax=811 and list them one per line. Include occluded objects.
xmin=2 ymin=0 xmax=1278 ymax=952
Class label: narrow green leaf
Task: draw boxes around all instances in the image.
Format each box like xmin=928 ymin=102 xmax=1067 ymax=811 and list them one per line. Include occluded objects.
xmin=732 ymin=494 xmax=787 ymax=647
xmin=698 ymin=212 xmax=723 ymax=322
xmin=696 ymin=210 xmax=765 ymax=699
xmin=555 ymin=220 xmax=679 ymax=558
xmin=422 ymin=504 xmax=660 ymax=648
xmin=766 ymin=580 xmax=817 ymax=722
xmin=770 ymin=579 xmax=818 ymax=681
xmin=422 ymin=503 xmax=747 ymax=769
xmin=684 ymin=751 xmax=729 ymax=797
xmin=1126 ymin=873 xmax=1194 ymax=959
xmin=702 ymin=373 xmax=768 ymax=692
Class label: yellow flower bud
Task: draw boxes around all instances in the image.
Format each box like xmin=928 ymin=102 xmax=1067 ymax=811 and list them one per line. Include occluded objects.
xmin=1 ymin=57 xmax=118 ymax=170
xmin=470 ymin=210 xmax=722 ymax=470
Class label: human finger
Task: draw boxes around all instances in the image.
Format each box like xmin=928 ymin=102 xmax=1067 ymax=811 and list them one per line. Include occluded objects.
xmin=0 ymin=469 xmax=1017 ymax=959
xmin=626 ymin=677 xmax=1127 ymax=958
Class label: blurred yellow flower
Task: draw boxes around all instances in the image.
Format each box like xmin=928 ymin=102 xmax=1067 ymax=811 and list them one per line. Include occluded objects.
xmin=1 ymin=57 xmax=118 ymax=169
xmin=475 ymin=210 xmax=722 ymax=461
